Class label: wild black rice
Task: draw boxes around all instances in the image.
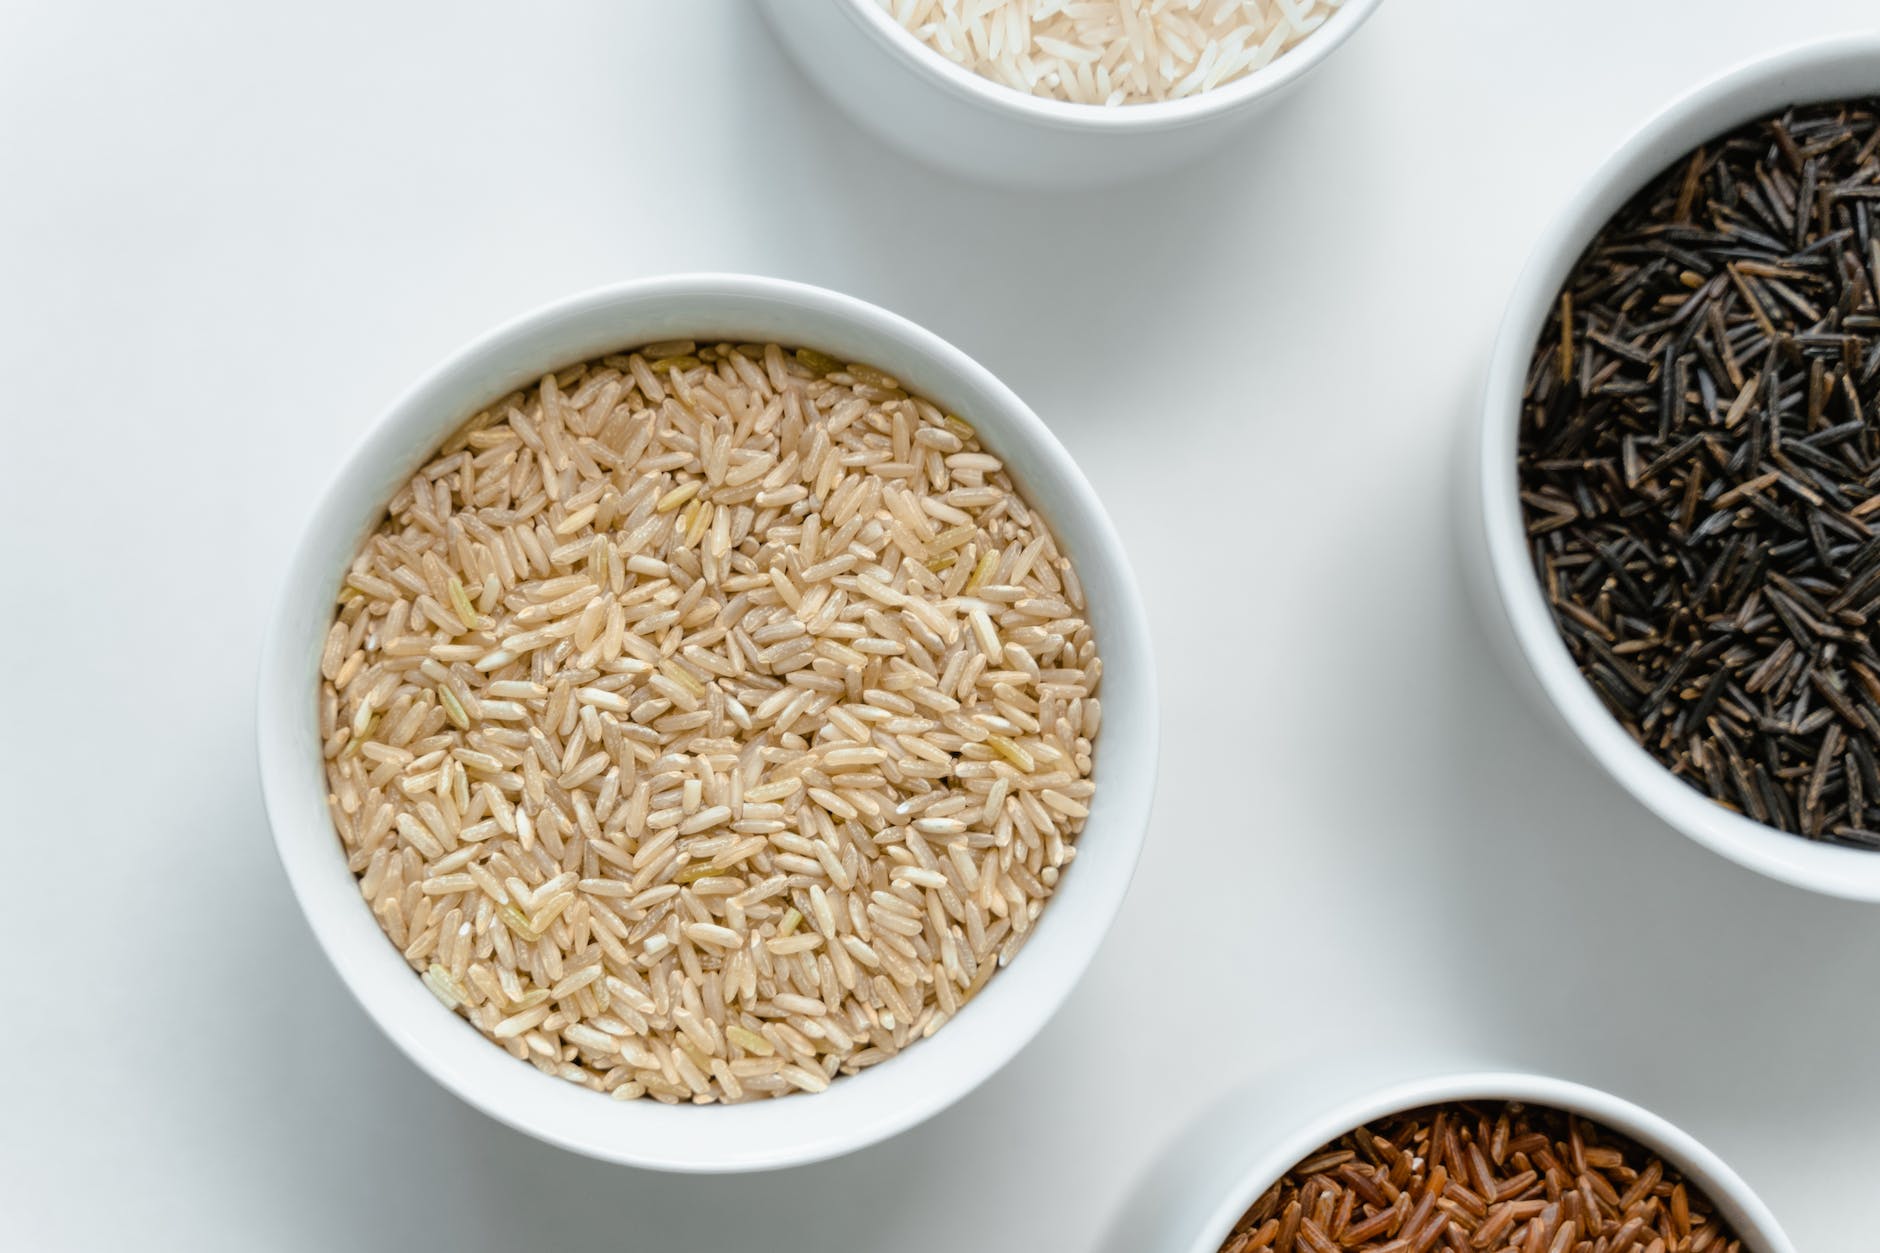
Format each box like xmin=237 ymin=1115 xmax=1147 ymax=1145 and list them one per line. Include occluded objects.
xmin=1519 ymin=99 xmax=1880 ymax=848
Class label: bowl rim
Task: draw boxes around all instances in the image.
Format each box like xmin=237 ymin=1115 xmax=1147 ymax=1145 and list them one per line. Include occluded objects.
xmin=256 ymin=272 xmax=1159 ymax=1170
xmin=1185 ymin=1071 xmax=1794 ymax=1253
xmin=833 ymin=0 xmax=1385 ymax=132
xmin=1478 ymin=34 xmax=1880 ymax=902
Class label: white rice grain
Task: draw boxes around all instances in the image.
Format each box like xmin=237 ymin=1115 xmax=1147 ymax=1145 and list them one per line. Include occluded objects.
xmin=883 ymin=0 xmax=1343 ymax=105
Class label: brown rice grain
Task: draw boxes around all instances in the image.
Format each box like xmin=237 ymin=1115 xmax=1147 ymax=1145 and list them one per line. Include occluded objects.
xmin=321 ymin=342 xmax=1100 ymax=1103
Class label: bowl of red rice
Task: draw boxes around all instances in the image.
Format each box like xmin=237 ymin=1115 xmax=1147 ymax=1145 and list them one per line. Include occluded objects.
xmin=1101 ymin=1068 xmax=1793 ymax=1253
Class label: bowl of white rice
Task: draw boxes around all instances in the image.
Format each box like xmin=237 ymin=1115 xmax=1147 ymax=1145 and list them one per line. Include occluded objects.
xmin=257 ymin=273 xmax=1157 ymax=1170
xmin=754 ymin=0 xmax=1384 ymax=185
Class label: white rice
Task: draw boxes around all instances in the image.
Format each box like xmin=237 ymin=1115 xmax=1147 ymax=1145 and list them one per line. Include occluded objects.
xmin=879 ymin=0 xmax=1344 ymax=105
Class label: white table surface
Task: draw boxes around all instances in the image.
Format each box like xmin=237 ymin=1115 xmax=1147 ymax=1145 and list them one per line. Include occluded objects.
xmin=5 ymin=2 xmax=1878 ymax=1249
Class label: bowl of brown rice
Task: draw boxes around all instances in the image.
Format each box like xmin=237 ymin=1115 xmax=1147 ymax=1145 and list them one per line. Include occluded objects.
xmin=754 ymin=0 xmax=1384 ymax=186
xmin=257 ymin=273 xmax=1157 ymax=1170
xmin=1100 ymin=1069 xmax=1793 ymax=1253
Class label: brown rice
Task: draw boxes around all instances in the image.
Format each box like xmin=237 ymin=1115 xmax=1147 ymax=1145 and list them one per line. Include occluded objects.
xmin=319 ymin=341 xmax=1101 ymax=1103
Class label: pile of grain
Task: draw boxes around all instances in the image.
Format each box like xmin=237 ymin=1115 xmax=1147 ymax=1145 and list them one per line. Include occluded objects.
xmin=1520 ymin=100 xmax=1880 ymax=846
xmin=1218 ymin=1101 xmax=1741 ymax=1253
xmin=879 ymin=0 xmax=1343 ymax=105
xmin=320 ymin=341 xmax=1100 ymax=1103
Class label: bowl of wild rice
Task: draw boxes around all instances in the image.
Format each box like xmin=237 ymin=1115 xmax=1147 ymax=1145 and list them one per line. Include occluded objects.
xmin=1472 ymin=36 xmax=1880 ymax=900
xmin=1100 ymin=1070 xmax=1792 ymax=1253
xmin=754 ymin=0 xmax=1383 ymax=185
xmin=256 ymin=274 xmax=1157 ymax=1169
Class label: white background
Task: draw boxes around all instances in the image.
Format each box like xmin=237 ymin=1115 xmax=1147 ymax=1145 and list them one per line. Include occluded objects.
xmin=4 ymin=2 xmax=1878 ymax=1249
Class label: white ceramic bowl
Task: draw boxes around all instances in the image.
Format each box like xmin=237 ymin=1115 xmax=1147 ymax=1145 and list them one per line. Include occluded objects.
xmin=1100 ymin=1069 xmax=1794 ymax=1253
xmin=754 ymin=0 xmax=1383 ymax=186
xmin=1470 ymin=36 xmax=1880 ymax=902
xmin=256 ymin=274 xmax=1158 ymax=1171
